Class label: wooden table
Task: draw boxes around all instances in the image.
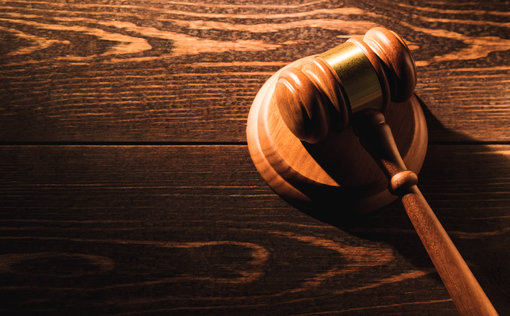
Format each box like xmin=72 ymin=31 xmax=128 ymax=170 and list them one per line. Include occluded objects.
xmin=0 ymin=1 xmax=508 ymax=315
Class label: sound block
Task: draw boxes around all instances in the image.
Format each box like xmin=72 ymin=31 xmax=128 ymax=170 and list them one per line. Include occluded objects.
xmin=247 ymin=64 xmax=428 ymax=214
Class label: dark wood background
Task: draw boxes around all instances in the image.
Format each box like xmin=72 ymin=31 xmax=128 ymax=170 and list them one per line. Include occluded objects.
xmin=0 ymin=0 xmax=508 ymax=315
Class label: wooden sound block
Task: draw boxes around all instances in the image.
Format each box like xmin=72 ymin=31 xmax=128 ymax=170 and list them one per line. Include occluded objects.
xmin=247 ymin=59 xmax=428 ymax=215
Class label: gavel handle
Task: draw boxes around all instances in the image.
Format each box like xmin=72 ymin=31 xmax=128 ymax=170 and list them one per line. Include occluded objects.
xmin=357 ymin=111 xmax=498 ymax=316
xmin=402 ymin=186 xmax=497 ymax=316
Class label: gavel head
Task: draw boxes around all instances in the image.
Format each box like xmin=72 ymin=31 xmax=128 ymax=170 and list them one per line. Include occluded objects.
xmin=275 ymin=27 xmax=417 ymax=143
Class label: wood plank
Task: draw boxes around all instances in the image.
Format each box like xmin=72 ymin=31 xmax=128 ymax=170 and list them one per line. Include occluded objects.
xmin=0 ymin=1 xmax=508 ymax=142
xmin=0 ymin=144 xmax=508 ymax=314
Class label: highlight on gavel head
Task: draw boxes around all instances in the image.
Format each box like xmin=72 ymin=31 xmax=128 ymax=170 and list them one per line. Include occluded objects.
xmin=246 ymin=27 xmax=427 ymax=214
xmin=275 ymin=27 xmax=417 ymax=143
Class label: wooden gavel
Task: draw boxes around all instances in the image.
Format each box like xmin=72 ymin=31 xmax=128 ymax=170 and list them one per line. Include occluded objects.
xmin=256 ymin=28 xmax=497 ymax=316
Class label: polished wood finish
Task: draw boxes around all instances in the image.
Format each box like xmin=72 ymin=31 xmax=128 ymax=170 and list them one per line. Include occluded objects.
xmin=247 ymin=27 xmax=428 ymax=212
xmin=247 ymin=71 xmax=427 ymax=213
xmin=273 ymin=28 xmax=417 ymax=143
xmin=402 ymin=187 xmax=497 ymax=316
xmin=275 ymin=56 xmax=345 ymax=143
xmin=249 ymin=27 xmax=497 ymax=314
xmin=357 ymin=111 xmax=497 ymax=315
xmin=0 ymin=0 xmax=508 ymax=315
xmin=359 ymin=27 xmax=417 ymax=102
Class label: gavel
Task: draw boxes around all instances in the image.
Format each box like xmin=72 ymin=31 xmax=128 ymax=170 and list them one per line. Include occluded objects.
xmin=247 ymin=27 xmax=497 ymax=316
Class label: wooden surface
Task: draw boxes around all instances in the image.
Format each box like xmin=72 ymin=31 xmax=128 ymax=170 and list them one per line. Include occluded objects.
xmin=0 ymin=0 xmax=508 ymax=315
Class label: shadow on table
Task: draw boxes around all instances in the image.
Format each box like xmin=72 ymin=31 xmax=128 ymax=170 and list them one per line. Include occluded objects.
xmin=303 ymin=97 xmax=510 ymax=314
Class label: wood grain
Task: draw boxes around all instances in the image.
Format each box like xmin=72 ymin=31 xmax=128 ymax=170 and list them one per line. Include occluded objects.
xmin=354 ymin=111 xmax=497 ymax=315
xmin=0 ymin=144 xmax=508 ymax=315
xmin=0 ymin=0 xmax=508 ymax=142
xmin=0 ymin=1 xmax=508 ymax=315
